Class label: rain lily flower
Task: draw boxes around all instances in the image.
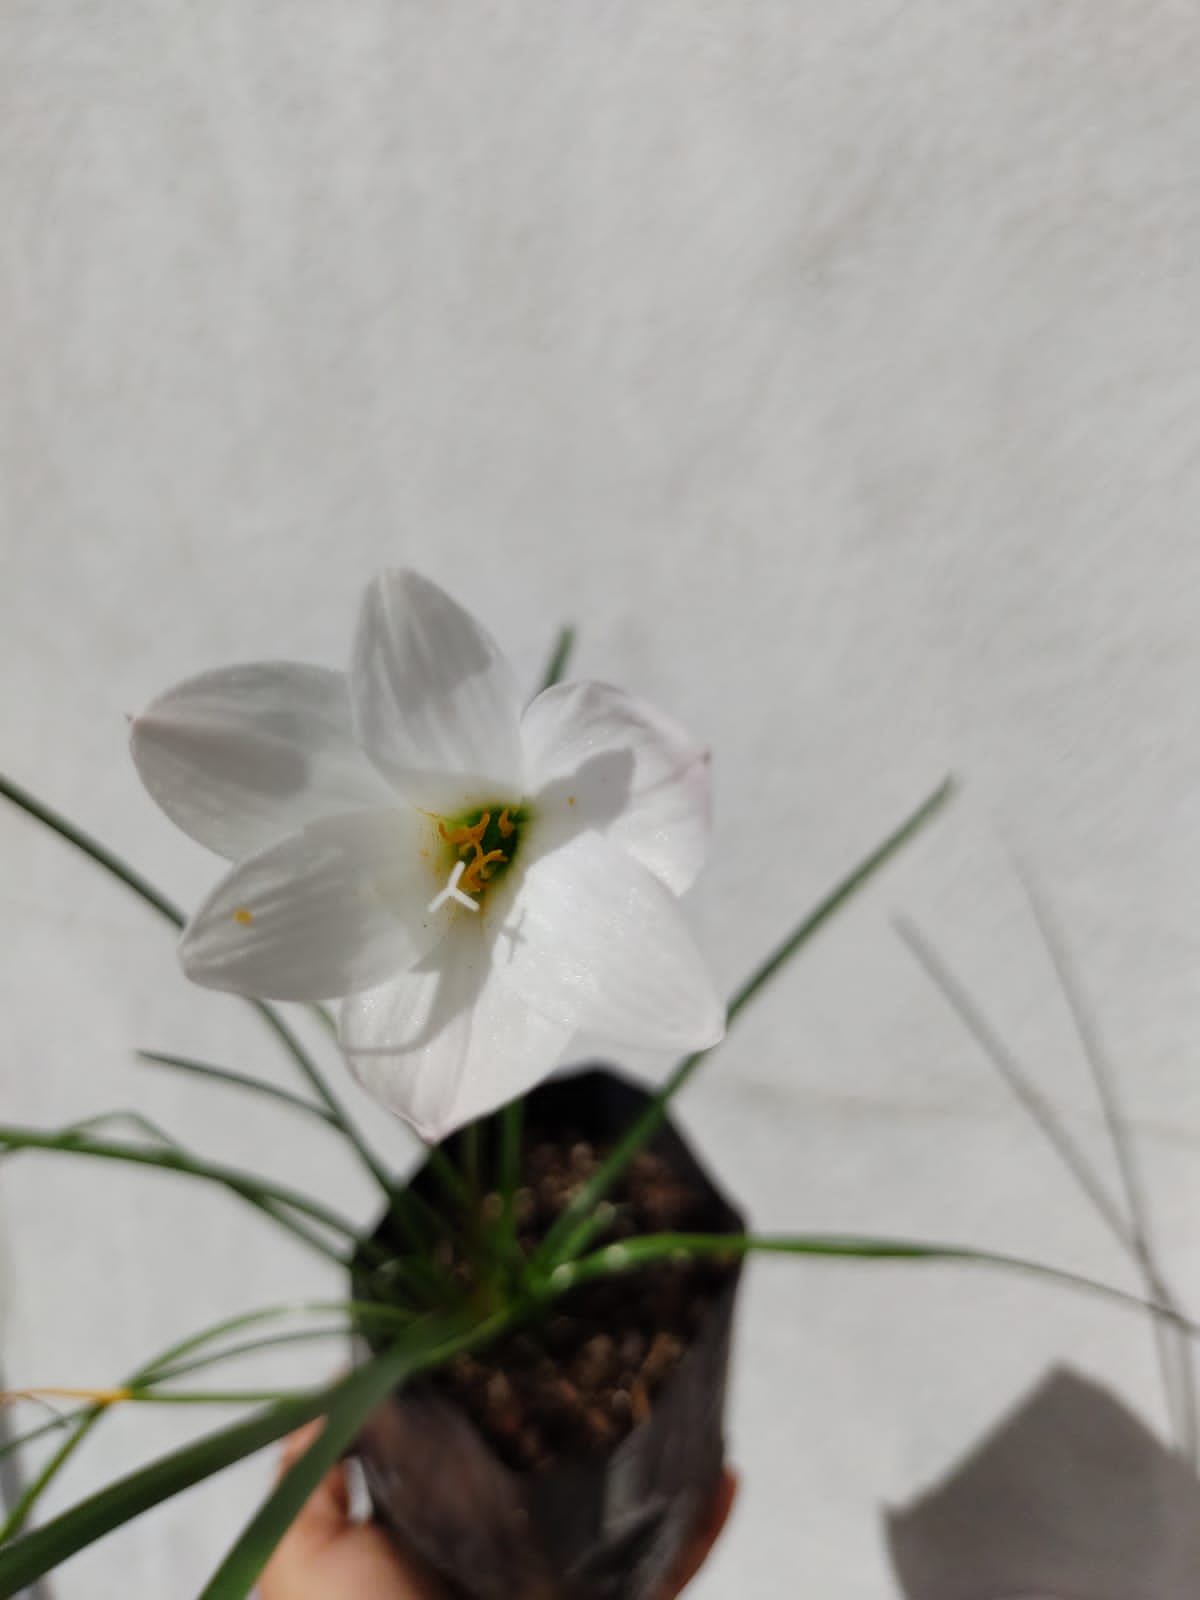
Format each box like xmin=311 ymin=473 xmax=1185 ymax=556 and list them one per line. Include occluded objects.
xmin=131 ymin=571 xmax=724 ymax=1137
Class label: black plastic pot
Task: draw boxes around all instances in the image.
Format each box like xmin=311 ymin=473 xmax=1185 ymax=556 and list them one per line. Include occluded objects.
xmin=350 ymin=1065 xmax=746 ymax=1600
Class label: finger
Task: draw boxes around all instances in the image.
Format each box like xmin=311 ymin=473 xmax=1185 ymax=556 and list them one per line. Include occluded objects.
xmin=660 ymin=1468 xmax=739 ymax=1599
xmin=272 ymin=1423 xmax=351 ymax=1553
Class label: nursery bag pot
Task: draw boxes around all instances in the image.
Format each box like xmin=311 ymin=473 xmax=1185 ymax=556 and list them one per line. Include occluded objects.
xmin=350 ymin=1064 xmax=746 ymax=1600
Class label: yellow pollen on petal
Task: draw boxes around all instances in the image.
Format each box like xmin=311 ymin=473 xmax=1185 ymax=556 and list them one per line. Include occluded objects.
xmin=567 ymin=795 xmax=576 ymax=807
xmin=232 ymin=908 xmax=254 ymax=926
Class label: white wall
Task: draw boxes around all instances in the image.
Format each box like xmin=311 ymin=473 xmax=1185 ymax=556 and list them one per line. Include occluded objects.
xmin=3 ymin=3 xmax=1200 ymax=1595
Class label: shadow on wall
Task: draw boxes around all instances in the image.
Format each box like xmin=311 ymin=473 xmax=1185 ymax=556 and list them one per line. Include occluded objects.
xmin=887 ymin=1366 xmax=1200 ymax=1599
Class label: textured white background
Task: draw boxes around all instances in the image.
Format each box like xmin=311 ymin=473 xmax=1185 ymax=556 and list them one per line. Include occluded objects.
xmin=3 ymin=3 xmax=1200 ymax=1596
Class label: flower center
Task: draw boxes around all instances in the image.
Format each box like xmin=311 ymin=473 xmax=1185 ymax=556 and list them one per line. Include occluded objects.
xmin=427 ymin=804 xmax=526 ymax=915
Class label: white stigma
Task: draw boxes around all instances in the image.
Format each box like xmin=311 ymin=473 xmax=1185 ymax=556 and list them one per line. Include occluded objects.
xmin=427 ymin=858 xmax=480 ymax=914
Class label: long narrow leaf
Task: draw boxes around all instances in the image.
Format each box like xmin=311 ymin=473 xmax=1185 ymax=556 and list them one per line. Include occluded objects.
xmin=0 ymin=772 xmax=394 ymax=1197
xmin=196 ymin=1311 xmax=500 ymax=1600
xmin=137 ymin=1052 xmax=336 ymax=1126
xmin=538 ymin=778 xmax=955 ymax=1268
xmin=0 ymin=1380 xmax=342 ymax=1595
xmin=2 ymin=1110 xmax=344 ymax=1267
xmin=553 ymin=1232 xmax=1187 ymax=1328
xmin=535 ymin=625 xmax=577 ymax=696
xmin=0 ymin=1301 xmax=417 ymax=1541
xmin=0 ymin=1127 xmax=359 ymax=1245
xmin=1011 ymin=867 xmax=1199 ymax=1462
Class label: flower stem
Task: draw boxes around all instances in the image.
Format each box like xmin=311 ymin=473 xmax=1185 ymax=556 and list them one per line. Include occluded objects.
xmin=496 ymin=1100 xmax=524 ymax=1280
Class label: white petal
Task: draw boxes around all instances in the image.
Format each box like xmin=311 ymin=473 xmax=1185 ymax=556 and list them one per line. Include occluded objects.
xmin=522 ymin=681 xmax=712 ymax=894
xmin=131 ymin=663 xmax=392 ymax=860
xmin=179 ymin=810 xmax=445 ymax=1001
xmin=497 ymin=832 xmax=725 ymax=1052
xmin=340 ymin=921 xmax=573 ymax=1140
xmin=350 ymin=570 xmax=524 ymax=811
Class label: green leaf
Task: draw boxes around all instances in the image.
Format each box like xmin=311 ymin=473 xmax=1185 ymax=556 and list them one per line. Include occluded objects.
xmin=0 ymin=1110 xmax=345 ymax=1267
xmin=553 ymin=1231 xmax=1185 ymax=1327
xmin=536 ymin=778 xmax=956 ymax=1268
xmin=194 ymin=1313 xmax=493 ymax=1600
xmin=0 ymin=772 xmax=394 ymax=1199
xmin=536 ymin=625 xmax=577 ymax=695
xmin=0 ymin=1383 xmax=338 ymax=1596
xmin=0 ymin=1126 xmax=359 ymax=1246
xmin=137 ymin=1052 xmax=337 ymax=1127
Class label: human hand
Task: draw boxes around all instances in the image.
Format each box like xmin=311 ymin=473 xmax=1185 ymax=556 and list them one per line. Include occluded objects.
xmin=259 ymin=1423 xmax=737 ymax=1600
xmin=258 ymin=1422 xmax=443 ymax=1600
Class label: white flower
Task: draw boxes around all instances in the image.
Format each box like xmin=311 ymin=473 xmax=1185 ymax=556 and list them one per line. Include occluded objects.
xmin=131 ymin=571 xmax=724 ymax=1138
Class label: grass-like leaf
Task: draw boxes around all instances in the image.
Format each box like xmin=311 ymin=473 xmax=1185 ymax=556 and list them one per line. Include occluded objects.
xmin=137 ymin=1051 xmax=337 ymax=1126
xmin=553 ymin=1231 xmax=1190 ymax=1329
xmin=0 ymin=1376 xmax=343 ymax=1595
xmin=195 ymin=1310 xmax=502 ymax=1600
xmin=0 ymin=1109 xmax=346 ymax=1267
xmin=535 ymin=625 xmax=577 ymax=695
xmin=0 ymin=771 xmax=395 ymax=1198
xmin=537 ymin=778 xmax=955 ymax=1269
xmin=0 ymin=1126 xmax=360 ymax=1247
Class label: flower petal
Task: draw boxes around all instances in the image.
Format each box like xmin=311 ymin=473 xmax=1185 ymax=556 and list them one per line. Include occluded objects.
xmin=340 ymin=922 xmax=573 ymax=1140
xmin=179 ymin=810 xmax=445 ymax=1001
xmin=130 ymin=663 xmax=393 ymax=860
xmin=522 ymin=681 xmax=712 ymax=894
xmin=350 ymin=570 xmax=525 ymax=811
xmin=498 ymin=832 xmax=725 ymax=1052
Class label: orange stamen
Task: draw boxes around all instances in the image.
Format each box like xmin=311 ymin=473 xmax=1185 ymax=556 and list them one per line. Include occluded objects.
xmin=460 ymin=847 xmax=506 ymax=894
xmin=497 ymin=808 xmax=515 ymax=838
xmin=438 ymin=813 xmax=490 ymax=849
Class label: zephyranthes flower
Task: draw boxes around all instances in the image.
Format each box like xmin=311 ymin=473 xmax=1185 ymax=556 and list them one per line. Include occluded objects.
xmin=131 ymin=571 xmax=724 ymax=1137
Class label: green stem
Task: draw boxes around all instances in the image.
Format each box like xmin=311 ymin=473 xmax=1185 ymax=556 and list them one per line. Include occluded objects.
xmin=461 ymin=1122 xmax=482 ymax=1207
xmin=496 ymin=1100 xmax=524 ymax=1279
xmin=537 ymin=778 xmax=955 ymax=1269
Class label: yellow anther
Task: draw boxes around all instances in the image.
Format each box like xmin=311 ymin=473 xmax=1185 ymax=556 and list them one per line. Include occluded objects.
xmin=438 ymin=813 xmax=490 ymax=849
xmin=432 ymin=808 xmax=519 ymax=907
xmin=460 ymin=847 xmax=505 ymax=894
xmin=233 ymin=908 xmax=254 ymax=926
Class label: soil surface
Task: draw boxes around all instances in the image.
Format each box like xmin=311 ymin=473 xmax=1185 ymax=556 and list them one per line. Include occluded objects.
xmin=428 ymin=1136 xmax=737 ymax=1474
